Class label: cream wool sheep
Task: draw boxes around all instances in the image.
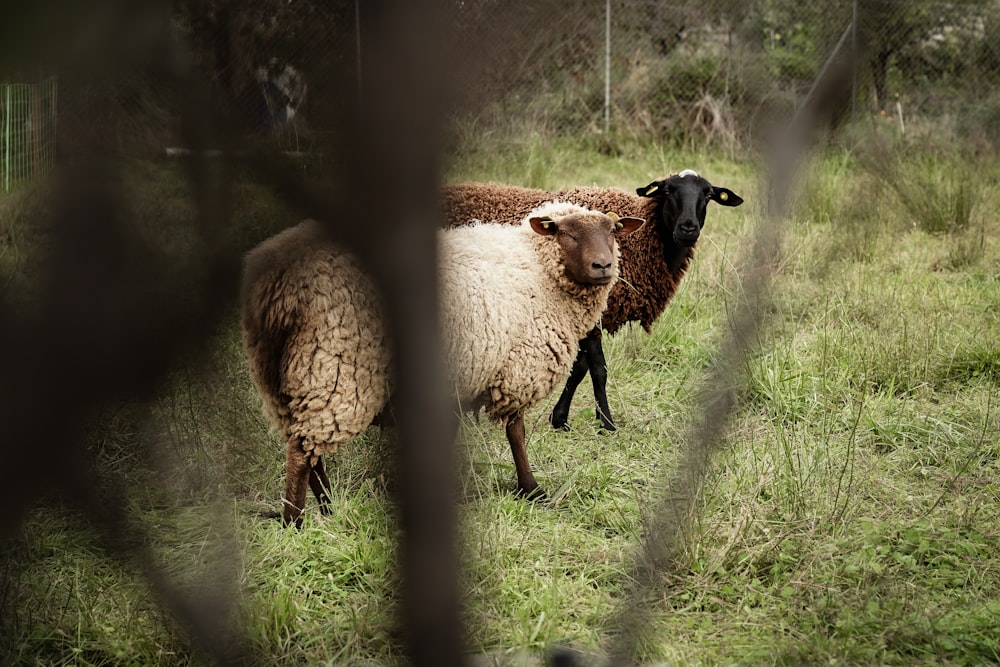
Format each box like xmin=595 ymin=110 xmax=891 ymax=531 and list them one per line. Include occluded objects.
xmin=241 ymin=202 xmax=644 ymax=525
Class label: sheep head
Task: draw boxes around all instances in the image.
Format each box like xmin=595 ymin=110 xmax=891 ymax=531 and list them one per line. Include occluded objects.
xmin=636 ymin=169 xmax=743 ymax=247
xmin=529 ymin=207 xmax=644 ymax=285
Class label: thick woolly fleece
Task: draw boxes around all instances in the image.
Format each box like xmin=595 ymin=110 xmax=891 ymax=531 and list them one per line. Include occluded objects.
xmin=442 ymin=183 xmax=686 ymax=334
xmin=240 ymin=201 xmax=617 ymax=462
xmin=241 ymin=220 xmax=388 ymax=464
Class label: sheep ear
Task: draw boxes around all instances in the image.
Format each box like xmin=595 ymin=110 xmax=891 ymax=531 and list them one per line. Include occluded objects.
xmin=529 ymin=216 xmax=558 ymax=236
xmin=612 ymin=216 xmax=645 ymax=235
xmin=710 ymin=187 xmax=744 ymax=207
xmin=637 ymin=180 xmax=664 ymax=197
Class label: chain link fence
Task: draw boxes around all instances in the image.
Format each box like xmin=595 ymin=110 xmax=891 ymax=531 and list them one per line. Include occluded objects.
xmin=52 ymin=1 xmax=1000 ymax=159
xmin=446 ymin=0 xmax=1000 ymax=152
xmin=169 ymin=0 xmax=1000 ymax=156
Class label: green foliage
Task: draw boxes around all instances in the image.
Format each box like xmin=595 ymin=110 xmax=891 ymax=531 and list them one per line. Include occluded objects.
xmin=976 ymin=11 xmax=1000 ymax=80
xmin=0 ymin=187 xmax=43 ymax=294
xmin=959 ymin=89 xmax=1000 ymax=153
xmin=855 ymin=131 xmax=986 ymax=236
xmin=765 ymin=48 xmax=818 ymax=82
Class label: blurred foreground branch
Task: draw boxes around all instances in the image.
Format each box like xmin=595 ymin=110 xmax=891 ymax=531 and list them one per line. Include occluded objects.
xmin=603 ymin=21 xmax=861 ymax=667
xmin=1 ymin=0 xmax=467 ymax=665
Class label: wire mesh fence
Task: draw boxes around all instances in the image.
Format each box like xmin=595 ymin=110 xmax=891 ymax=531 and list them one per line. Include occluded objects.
xmin=448 ymin=0 xmax=1000 ymax=153
xmin=176 ymin=0 xmax=995 ymax=157
xmin=52 ymin=0 xmax=1000 ymax=160
xmin=1 ymin=76 xmax=56 ymax=192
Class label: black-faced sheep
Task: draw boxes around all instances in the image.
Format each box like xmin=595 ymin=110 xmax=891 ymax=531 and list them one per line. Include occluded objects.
xmin=440 ymin=170 xmax=744 ymax=431
xmin=241 ymin=202 xmax=644 ymax=525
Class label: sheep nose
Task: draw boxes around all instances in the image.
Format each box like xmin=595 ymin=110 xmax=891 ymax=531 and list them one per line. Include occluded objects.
xmin=676 ymin=221 xmax=701 ymax=245
xmin=591 ymin=260 xmax=613 ymax=272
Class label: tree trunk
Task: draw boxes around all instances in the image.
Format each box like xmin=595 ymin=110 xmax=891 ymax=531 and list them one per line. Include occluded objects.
xmin=870 ymin=49 xmax=890 ymax=112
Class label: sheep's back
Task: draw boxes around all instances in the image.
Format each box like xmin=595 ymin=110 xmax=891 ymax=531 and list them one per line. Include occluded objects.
xmin=554 ymin=186 xmax=641 ymax=218
xmin=438 ymin=223 xmax=530 ymax=402
xmin=441 ymin=183 xmax=550 ymax=225
xmin=241 ymin=220 xmax=389 ymax=458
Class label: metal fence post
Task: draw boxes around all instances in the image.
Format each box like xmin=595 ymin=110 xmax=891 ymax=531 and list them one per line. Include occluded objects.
xmin=4 ymin=84 xmax=10 ymax=193
xmin=604 ymin=0 xmax=611 ymax=134
xmin=851 ymin=0 xmax=858 ymax=124
xmin=355 ymin=0 xmax=363 ymax=102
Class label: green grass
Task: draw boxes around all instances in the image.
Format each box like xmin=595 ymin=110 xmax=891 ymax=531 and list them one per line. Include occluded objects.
xmin=2 ymin=134 xmax=999 ymax=665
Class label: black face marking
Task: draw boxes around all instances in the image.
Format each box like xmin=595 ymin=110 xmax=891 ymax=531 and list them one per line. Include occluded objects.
xmin=636 ymin=173 xmax=742 ymax=246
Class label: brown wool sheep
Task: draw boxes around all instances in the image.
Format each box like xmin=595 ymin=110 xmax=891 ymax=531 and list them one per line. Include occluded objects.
xmin=440 ymin=170 xmax=744 ymax=431
xmin=241 ymin=201 xmax=644 ymax=525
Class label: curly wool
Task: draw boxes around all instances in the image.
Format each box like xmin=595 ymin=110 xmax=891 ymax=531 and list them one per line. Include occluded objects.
xmin=241 ymin=220 xmax=389 ymax=463
xmin=442 ymin=182 xmax=690 ymax=335
xmin=441 ymin=201 xmax=616 ymax=421
xmin=240 ymin=202 xmax=615 ymax=460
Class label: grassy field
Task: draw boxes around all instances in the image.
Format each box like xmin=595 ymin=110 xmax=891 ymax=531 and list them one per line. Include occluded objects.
xmin=1 ymin=129 xmax=998 ymax=666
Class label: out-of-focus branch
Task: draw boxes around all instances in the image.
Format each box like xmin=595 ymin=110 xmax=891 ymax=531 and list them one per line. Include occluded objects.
xmin=245 ymin=1 xmax=468 ymax=664
xmin=603 ymin=24 xmax=861 ymax=667
xmin=0 ymin=2 xmax=253 ymax=663
xmin=344 ymin=3 xmax=464 ymax=664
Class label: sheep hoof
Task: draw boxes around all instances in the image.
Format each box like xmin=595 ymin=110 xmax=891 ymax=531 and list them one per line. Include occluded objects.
xmin=598 ymin=420 xmax=617 ymax=433
xmin=282 ymin=516 xmax=304 ymax=529
xmin=516 ymin=486 xmax=548 ymax=502
xmin=261 ymin=509 xmax=304 ymax=529
xmin=549 ymin=413 xmax=571 ymax=431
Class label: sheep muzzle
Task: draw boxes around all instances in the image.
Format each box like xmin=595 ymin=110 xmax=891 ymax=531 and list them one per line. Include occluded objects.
xmin=674 ymin=223 xmax=701 ymax=246
xmin=587 ymin=261 xmax=615 ymax=284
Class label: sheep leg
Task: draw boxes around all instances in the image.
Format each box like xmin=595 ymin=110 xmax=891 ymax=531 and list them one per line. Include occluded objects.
xmin=309 ymin=457 xmax=333 ymax=514
xmin=583 ymin=330 xmax=617 ymax=432
xmin=549 ymin=344 xmax=591 ymax=431
xmin=506 ymin=414 xmax=544 ymax=500
xmin=283 ymin=436 xmax=311 ymax=527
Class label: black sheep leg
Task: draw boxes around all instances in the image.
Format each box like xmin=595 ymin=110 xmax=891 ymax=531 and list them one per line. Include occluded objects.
xmin=549 ymin=337 xmax=593 ymax=431
xmin=584 ymin=330 xmax=616 ymax=432
xmin=309 ymin=457 xmax=333 ymax=514
xmin=550 ymin=327 xmax=616 ymax=431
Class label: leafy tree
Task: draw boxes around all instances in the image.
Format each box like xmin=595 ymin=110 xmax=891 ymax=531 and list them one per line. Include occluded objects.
xmin=734 ymin=0 xmax=993 ymax=110
xmin=855 ymin=0 xmax=936 ymax=111
xmin=838 ymin=0 xmax=993 ymax=111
